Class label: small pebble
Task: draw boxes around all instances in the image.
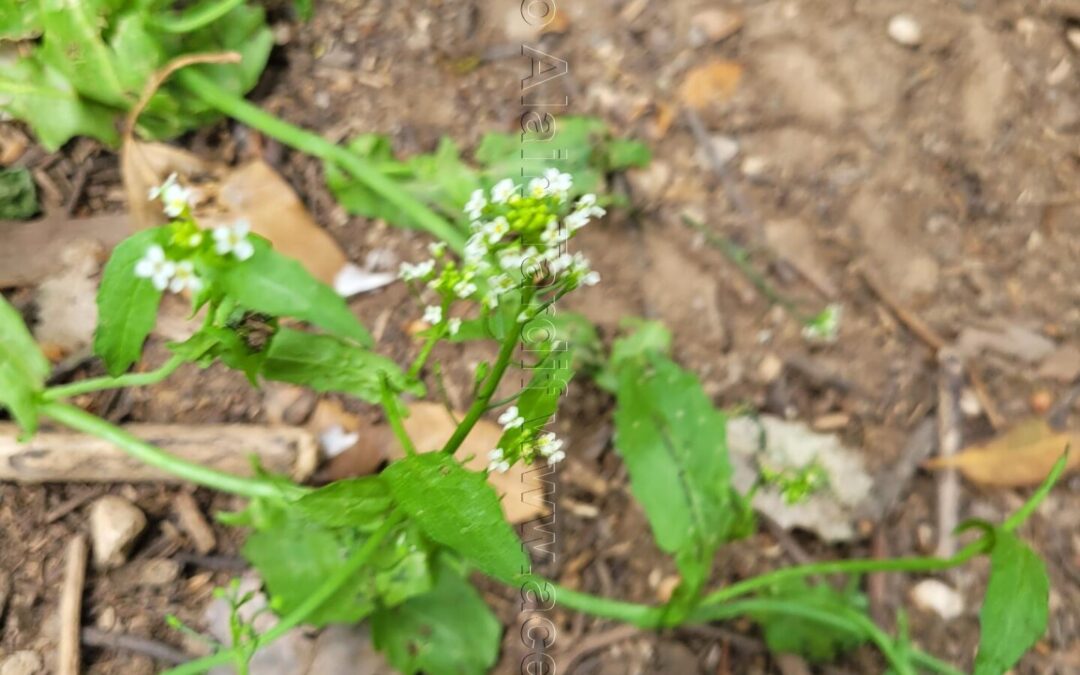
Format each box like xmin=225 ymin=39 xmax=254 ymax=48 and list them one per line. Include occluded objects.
xmin=910 ymin=579 xmax=964 ymax=620
xmin=0 ymin=651 xmax=43 ymax=675
xmin=1067 ymin=26 xmax=1080 ymax=52
xmin=697 ymin=135 xmax=739 ymax=170
xmin=89 ymin=495 xmax=147 ymax=569
xmin=887 ymin=14 xmax=923 ymax=47
xmin=133 ymin=559 xmax=182 ymax=588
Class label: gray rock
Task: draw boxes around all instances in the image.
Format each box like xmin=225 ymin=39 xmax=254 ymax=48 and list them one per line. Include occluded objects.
xmin=0 ymin=651 xmax=43 ymax=675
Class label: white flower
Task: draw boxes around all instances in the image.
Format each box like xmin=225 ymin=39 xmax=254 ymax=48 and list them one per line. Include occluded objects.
xmin=148 ymin=173 xmax=193 ymax=218
xmin=565 ymin=210 xmax=591 ymax=232
xmin=134 ymin=245 xmax=176 ymax=291
xmin=490 ymin=178 xmax=517 ymax=204
xmin=499 ymin=249 xmax=525 ymax=272
xmin=465 ymin=189 xmax=487 ymax=220
xmin=168 ymin=260 xmax=203 ymax=294
xmin=576 ymin=193 xmax=605 ymax=218
xmin=483 ymin=216 xmax=510 ymax=244
xmin=543 ymin=168 xmax=573 ymax=198
xmin=581 ymin=270 xmax=601 ymax=286
xmin=536 ymin=432 xmax=565 ymax=457
xmin=491 ymin=274 xmax=516 ymax=294
xmin=399 ymin=259 xmax=435 ymax=281
xmin=528 ymin=177 xmax=549 ymax=198
xmin=546 ymin=449 xmax=566 ymax=464
xmin=464 ymin=234 xmax=488 ymax=264
xmin=488 ymin=448 xmax=511 ymax=473
xmin=423 ymin=305 xmax=443 ymax=325
xmin=213 ymin=220 xmax=254 ymax=260
xmin=428 ymin=241 xmax=447 ymax=257
xmin=497 ymin=406 xmax=525 ymax=430
xmin=453 ymin=280 xmax=478 ymax=298
xmin=549 ymin=253 xmax=573 ymax=275
xmin=540 ymin=221 xmax=567 ymax=247
xmin=448 ymin=317 xmax=462 ymax=336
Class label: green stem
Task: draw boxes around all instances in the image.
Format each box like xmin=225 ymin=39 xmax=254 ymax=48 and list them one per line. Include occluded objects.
xmin=177 ymin=69 xmax=466 ymax=252
xmin=164 ymin=511 xmax=404 ymax=675
xmin=43 ymin=356 xmax=184 ymax=402
xmin=40 ymin=402 xmax=303 ymax=501
xmin=151 ymin=0 xmax=246 ymax=33
xmin=381 ymin=381 xmax=416 ymax=457
xmin=407 ymin=328 xmax=444 ymax=379
xmin=698 ymin=539 xmax=987 ymax=609
xmin=441 ymin=311 xmax=525 ymax=455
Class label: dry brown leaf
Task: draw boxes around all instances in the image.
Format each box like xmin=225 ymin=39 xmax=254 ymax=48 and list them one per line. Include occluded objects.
xmin=394 ymin=402 xmax=549 ymax=525
xmin=924 ymin=418 xmax=1078 ymax=486
xmin=0 ymin=214 xmax=129 ymax=288
xmin=33 ymin=240 xmax=103 ymax=360
xmin=679 ymin=59 xmax=743 ymax=109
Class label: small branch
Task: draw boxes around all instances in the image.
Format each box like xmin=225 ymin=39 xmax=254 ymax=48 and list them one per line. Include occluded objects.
xmin=59 ymin=534 xmax=88 ymax=675
xmin=860 ymin=269 xmax=945 ymax=351
xmin=81 ymin=627 xmax=190 ymax=666
xmin=935 ymin=350 xmax=964 ymax=559
xmin=381 ymin=381 xmax=417 ymax=457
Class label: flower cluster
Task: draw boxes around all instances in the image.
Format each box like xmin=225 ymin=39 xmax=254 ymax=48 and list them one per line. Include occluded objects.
xmin=135 ymin=174 xmax=255 ymax=293
xmin=399 ymin=170 xmax=604 ymax=336
xmin=488 ymin=429 xmax=566 ymax=473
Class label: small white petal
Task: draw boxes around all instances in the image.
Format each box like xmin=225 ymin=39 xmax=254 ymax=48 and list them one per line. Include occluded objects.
xmin=233 ymin=239 xmax=255 ymax=261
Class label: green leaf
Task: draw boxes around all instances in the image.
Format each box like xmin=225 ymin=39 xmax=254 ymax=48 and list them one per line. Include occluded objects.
xmin=293 ymin=477 xmax=395 ymax=532
xmin=93 ymin=228 xmax=166 ymax=376
xmin=37 ymin=0 xmax=129 ymax=107
xmin=168 ymin=325 xmax=266 ymax=383
xmin=261 ymin=328 xmax=417 ymax=403
xmin=752 ymin=580 xmax=868 ymax=662
xmin=612 ymin=333 xmax=750 ymax=593
xmin=603 ymin=139 xmax=652 ymax=170
xmin=495 ymin=336 xmax=573 ymax=453
xmin=215 ymin=238 xmax=372 ymax=345
xmin=0 ymin=295 xmax=49 ymax=433
xmin=0 ymin=0 xmax=41 ymax=40
xmin=382 ymin=453 xmax=528 ymax=582
xmin=596 ymin=318 xmax=671 ymax=391
xmin=0 ymin=54 xmax=121 ymax=150
xmin=0 ymin=168 xmax=39 ymax=219
xmin=242 ymin=503 xmax=432 ymax=626
xmin=372 ymin=558 xmax=501 ymax=675
xmin=974 ymin=530 xmax=1050 ymax=674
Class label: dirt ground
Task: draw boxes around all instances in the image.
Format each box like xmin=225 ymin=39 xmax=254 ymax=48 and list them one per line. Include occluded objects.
xmin=4 ymin=0 xmax=1080 ymax=673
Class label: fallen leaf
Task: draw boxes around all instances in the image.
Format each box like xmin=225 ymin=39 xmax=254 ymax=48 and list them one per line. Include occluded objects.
xmin=924 ymin=418 xmax=1077 ymax=486
xmin=394 ymin=402 xmax=549 ymax=525
xmin=0 ymin=214 xmax=129 ymax=288
xmin=33 ymin=240 xmax=103 ymax=360
xmin=727 ymin=415 xmax=873 ymax=542
xmin=679 ymin=59 xmax=743 ymax=110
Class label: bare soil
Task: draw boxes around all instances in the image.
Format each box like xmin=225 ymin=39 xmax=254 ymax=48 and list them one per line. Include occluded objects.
xmin=3 ymin=0 xmax=1080 ymax=673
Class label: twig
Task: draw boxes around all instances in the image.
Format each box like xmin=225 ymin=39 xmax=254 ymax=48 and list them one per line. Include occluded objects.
xmin=171 ymin=552 xmax=248 ymax=572
xmin=857 ymin=416 xmax=938 ymax=523
xmin=860 ymin=269 xmax=945 ymax=351
xmin=967 ymin=367 xmax=1005 ymax=431
xmin=935 ymin=350 xmax=964 ymax=559
xmin=560 ymin=624 xmax=641 ymax=673
xmin=44 ymin=488 xmax=105 ymax=524
xmin=1047 ymin=378 xmax=1080 ymax=430
xmin=81 ymin=627 xmax=190 ymax=666
xmin=59 ymin=534 xmax=88 ymax=675
xmin=173 ymin=491 xmax=216 ymax=555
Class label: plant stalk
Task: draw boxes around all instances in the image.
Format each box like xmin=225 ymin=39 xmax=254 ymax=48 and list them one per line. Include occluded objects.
xmin=163 ymin=511 xmax=405 ymax=675
xmin=39 ymin=401 xmax=303 ymax=501
xmin=176 ymin=69 xmax=466 ymax=252
xmin=42 ymin=355 xmax=185 ymax=402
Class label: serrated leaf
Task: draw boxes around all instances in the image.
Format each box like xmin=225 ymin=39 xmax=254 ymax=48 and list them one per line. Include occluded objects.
xmin=372 ymin=558 xmax=501 ymax=675
xmin=37 ymin=0 xmax=129 ymax=107
xmin=752 ymin=580 xmax=868 ymax=662
xmin=612 ymin=335 xmax=750 ymax=592
xmin=216 ymin=238 xmax=371 ymax=345
xmin=974 ymin=530 xmax=1049 ymax=675
xmin=382 ymin=452 xmax=528 ymax=582
xmin=0 ymin=1 xmax=41 ymax=40
xmin=0 ymin=295 xmax=49 ymax=433
xmin=261 ymin=328 xmax=416 ymax=403
xmin=93 ymin=227 xmax=166 ymax=376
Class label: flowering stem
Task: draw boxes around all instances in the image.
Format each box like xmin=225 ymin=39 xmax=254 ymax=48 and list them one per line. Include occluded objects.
xmin=441 ymin=298 xmax=530 ymax=455
xmin=163 ymin=511 xmax=405 ymax=675
xmin=380 ymin=380 xmax=416 ymax=457
xmin=39 ymin=401 xmax=304 ymax=501
xmin=407 ymin=327 xmax=444 ymax=380
xmin=42 ymin=355 xmax=185 ymax=402
xmin=176 ymin=69 xmax=466 ymax=252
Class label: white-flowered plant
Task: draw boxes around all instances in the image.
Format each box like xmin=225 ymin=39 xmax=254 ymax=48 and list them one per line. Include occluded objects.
xmin=138 ymin=176 xmax=257 ymax=298
xmin=400 ymin=173 xmax=603 ymax=472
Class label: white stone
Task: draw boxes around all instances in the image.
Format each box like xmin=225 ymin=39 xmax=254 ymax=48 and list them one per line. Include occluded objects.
xmin=910 ymin=579 xmax=965 ymax=620
xmin=887 ymin=14 xmax=923 ymax=47
xmin=89 ymin=495 xmax=147 ymax=569
xmin=696 ymin=135 xmax=739 ymax=170
xmin=0 ymin=651 xmax=43 ymax=675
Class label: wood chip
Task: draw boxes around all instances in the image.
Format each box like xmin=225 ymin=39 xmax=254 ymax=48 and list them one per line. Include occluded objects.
xmin=59 ymin=534 xmax=88 ymax=675
xmin=173 ymin=492 xmax=217 ymax=555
